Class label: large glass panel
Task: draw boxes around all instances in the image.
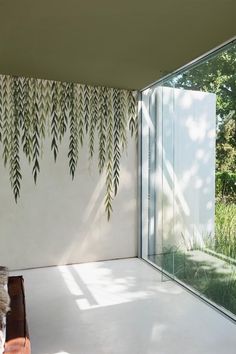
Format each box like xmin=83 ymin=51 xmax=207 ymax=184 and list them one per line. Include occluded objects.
xmin=141 ymin=41 xmax=236 ymax=318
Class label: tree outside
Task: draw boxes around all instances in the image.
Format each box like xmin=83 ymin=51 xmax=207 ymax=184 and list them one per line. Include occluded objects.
xmin=173 ymin=43 xmax=236 ymax=260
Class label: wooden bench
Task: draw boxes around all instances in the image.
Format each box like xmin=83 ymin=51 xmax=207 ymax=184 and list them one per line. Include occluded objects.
xmin=4 ymin=276 xmax=31 ymax=354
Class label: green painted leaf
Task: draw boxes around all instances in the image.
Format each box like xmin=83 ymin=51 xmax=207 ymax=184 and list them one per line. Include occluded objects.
xmin=0 ymin=75 xmax=138 ymax=217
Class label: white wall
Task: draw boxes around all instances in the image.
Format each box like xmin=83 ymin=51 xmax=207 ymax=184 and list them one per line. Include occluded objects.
xmin=0 ymin=134 xmax=137 ymax=270
xmin=141 ymin=86 xmax=216 ymax=258
xmin=159 ymin=87 xmax=216 ymax=250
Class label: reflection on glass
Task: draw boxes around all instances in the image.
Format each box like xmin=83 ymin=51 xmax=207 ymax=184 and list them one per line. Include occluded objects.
xmin=141 ymin=42 xmax=236 ymax=317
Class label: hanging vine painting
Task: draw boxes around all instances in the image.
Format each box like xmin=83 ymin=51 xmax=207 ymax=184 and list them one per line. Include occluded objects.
xmin=0 ymin=75 xmax=138 ymax=219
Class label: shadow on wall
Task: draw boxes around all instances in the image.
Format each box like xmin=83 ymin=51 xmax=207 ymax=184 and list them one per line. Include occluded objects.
xmin=0 ymin=133 xmax=137 ymax=270
xmin=142 ymin=86 xmax=216 ymax=252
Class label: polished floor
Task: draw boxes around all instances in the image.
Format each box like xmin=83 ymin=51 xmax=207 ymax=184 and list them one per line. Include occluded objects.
xmin=12 ymin=258 xmax=236 ymax=354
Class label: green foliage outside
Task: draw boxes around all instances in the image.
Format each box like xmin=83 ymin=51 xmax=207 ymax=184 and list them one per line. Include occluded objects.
xmin=216 ymin=172 xmax=236 ymax=204
xmin=214 ymin=203 xmax=236 ymax=258
xmin=175 ymin=43 xmax=236 ymax=176
xmin=157 ymin=43 xmax=236 ymax=315
xmin=215 ymin=172 xmax=236 ymax=260
xmin=175 ymin=43 xmax=236 ymax=260
xmin=150 ymin=251 xmax=236 ymax=315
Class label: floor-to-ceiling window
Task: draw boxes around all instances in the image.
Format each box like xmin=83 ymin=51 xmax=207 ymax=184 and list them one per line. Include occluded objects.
xmin=140 ymin=39 xmax=236 ymax=319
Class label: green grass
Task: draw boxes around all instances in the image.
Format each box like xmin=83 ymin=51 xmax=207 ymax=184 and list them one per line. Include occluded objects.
xmin=214 ymin=202 xmax=236 ymax=258
xmin=152 ymin=251 xmax=236 ymax=315
xmin=149 ymin=202 xmax=236 ymax=315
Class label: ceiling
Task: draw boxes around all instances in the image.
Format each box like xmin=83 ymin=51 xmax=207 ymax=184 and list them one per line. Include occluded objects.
xmin=0 ymin=0 xmax=235 ymax=90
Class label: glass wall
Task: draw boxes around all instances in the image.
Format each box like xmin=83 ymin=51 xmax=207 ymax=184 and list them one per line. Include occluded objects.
xmin=140 ymin=40 xmax=236 ymax=318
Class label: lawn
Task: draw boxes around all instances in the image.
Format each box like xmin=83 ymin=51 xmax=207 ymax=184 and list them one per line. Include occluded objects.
xmin=150 ymin=248 xmax=236 ymax=316
xmin=149 ymin=202 xmax=236 ymax=316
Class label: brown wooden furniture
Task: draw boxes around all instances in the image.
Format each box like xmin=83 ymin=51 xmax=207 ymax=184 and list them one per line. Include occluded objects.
xmin=4 ymin=276 xmax=31 ymax=354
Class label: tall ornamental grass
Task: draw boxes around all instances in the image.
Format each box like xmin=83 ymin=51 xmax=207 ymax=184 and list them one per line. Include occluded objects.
xmin=215 ymin=203 xmax=236 ymax=258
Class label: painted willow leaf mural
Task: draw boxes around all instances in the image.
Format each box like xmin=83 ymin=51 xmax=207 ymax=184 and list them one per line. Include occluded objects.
xmin=0 ymin=74 xmax=138 ymax=219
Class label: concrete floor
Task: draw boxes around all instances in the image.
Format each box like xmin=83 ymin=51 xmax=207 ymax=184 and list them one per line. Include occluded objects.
xmin=12 ymin=258 xmax=236 ymax=354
